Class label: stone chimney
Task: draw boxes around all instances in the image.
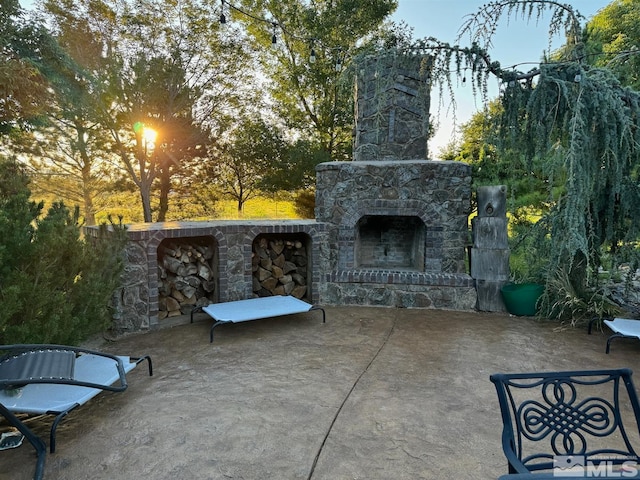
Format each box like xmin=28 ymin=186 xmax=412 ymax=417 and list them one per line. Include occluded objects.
xmin=354 ymin=49 xmax=433 ymax=161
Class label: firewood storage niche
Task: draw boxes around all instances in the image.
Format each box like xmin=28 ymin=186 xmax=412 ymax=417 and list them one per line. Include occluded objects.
xmin=157 ymin=236 xmax=218 ymax=319
xmin=252 ymin=233 xmax=311 ymax=300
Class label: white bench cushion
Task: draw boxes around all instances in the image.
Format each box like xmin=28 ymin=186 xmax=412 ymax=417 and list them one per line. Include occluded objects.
xmin=202 ymin=295 xmax=314 ymax=323
xmin=604 ymin=318 xmax=640 ymax=340
xmin=0 ymin=354 xmax=135 ymax=414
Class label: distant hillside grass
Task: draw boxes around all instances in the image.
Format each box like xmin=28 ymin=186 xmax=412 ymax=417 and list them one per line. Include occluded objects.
xmin=215 ymin=197 xmax=300 ymax=219
xmin=33 ymin=188 xmax=302 ymax=224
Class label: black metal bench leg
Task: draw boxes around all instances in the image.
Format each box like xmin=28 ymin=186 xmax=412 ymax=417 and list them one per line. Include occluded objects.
xmin=210 ymin=321 xmax=224 ymax=343
xmin=606 ymin=333 xmax=625 ymax=354
xmin=311 ymin=306 xmax=326 ymax=323
xmin=588 ymin=316 xmax=603 ymax=334
xmin=132 ymin=355 xmax=154 ymax=376
xmin=0 ymin=402 xmax=46 ymax=480
xmin=49 ymin=411 xmax=71 ymax=453
xmin=190 ymin=306 xmax=203 ymax=324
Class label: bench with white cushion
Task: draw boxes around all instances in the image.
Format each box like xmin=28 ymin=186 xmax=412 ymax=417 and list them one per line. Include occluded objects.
xmin=191 ymin=295 xmax=326 ymax=343
xmin=589 ymin=317 xmax=640 ymax=353
xmin=0 ymin=346 xmax=152 ymax=453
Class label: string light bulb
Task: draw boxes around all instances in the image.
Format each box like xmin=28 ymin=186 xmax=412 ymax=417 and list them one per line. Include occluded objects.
xmin=271 ymin=22 xmax=277 ymax=45
xmin=219 ymin=0 xmax=226 ymax=24
xmin=335 ymin=56 xmax=342 ymax=72
xmin=309 ymin=41 xmax=316 ymax=63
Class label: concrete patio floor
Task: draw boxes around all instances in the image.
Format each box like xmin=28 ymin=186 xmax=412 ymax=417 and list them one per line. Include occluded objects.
xmin=2 ymin=306 xmax=640 ymax=480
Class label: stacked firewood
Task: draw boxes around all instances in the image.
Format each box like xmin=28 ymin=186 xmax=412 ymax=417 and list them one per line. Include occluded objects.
xmin=158 ymin=241 xmax=216 ymax=318
xmin=252 ymin=237 xmax=308 ymax=299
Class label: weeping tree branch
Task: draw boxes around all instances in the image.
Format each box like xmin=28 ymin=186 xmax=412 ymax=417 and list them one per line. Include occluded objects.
xmin=388 ymin=0 xmax=640 ymax=321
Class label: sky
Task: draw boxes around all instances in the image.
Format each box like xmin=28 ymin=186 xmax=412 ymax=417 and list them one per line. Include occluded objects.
xmin=390 ymin=0 xmax=612 ymax=157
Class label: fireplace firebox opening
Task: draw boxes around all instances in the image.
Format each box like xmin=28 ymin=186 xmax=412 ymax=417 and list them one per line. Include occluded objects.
xmin=355 ymin=215 xmax=425 ymax=271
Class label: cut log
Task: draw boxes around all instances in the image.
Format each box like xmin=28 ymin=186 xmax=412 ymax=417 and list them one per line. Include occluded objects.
xmin=197 ymin=263 xmax=212 ymax=280
xmin=181 ymin=285 xmax=197 ymax=299
xmin=291 ymin=285 xmax=307 ymax=299
xmin=165 ymin=296 xmax=180 ymax=312
xmin=258 ymin=266 xmax=272 ymax=281
xmin=260 ymin=257 xmax=273 ymax=270
xmin=260 ymin=277 xmax=278 ymax=292
xmin=270 ymin=239 xmax=285 ymax=255
xmin=171 ymin=289 xmax=186 ymax=303
xmin=273 ymin=253 xmax=285 ymax=269
xmin=163 ymin=256 xmax=183 ymax=274
xmin=282 ymin=280 xmax=295 ymax=295
xmin=291 ymin=273 xmax=306 ymax=285
xmin=283 ymin=261 xmax=297 ymax=274
xmin=271 ymin=265 xmax=284 ymax=279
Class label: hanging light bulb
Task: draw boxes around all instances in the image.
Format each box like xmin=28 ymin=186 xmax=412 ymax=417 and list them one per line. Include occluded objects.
xmin=271 ymin=22 xmax=277 ymax=45
xmin=335 ymin=52 xmax=342 ymax=72
xmin=219 ymin=0 xmax=226 ymax=24
xmin=310 ymin=47 xmax=316 ymax=63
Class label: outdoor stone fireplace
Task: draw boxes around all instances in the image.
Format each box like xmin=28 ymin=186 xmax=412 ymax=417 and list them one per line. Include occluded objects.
xmin=314 ymin=160 xmax=475 ymax=309
xmin=311 ymin=50 xmax=476 ymax=309
xmin=100 ymin=48 xmax=478 ymax=334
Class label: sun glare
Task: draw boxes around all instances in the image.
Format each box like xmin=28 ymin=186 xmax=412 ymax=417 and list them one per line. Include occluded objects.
xmin=142 ymin=127 xmax=157 ymax=150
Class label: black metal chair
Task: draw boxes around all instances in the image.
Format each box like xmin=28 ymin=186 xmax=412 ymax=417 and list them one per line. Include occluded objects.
xmin=491 ymin=369 xmax=640 ymax=478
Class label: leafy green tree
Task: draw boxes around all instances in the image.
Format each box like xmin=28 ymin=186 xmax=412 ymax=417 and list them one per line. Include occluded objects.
xmin=207 ymin=118 xmax=288 ymax=214
xmin=585 ymin=0 xmax=640 ymax=89
xmin=236 ymin=0 xmax=398 ymax=160
xmin=262 ymin=138 xmax=329 ymax=193
xmin=451 ymin=0 xmax=640 ymax=321
xmin=21 ymin=0 xmax=120 ymax=226
xmin=0 ymin=157 xmax=127 ymax=344
xmin=0 ymin=0 xmax=54 ymax=133
xmin=37 ymin=0 xmax=255 ymax=222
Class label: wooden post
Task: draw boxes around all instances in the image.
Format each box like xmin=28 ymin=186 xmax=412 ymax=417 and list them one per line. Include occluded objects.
xmin=471 ymin=185 xmax=509 ymax=311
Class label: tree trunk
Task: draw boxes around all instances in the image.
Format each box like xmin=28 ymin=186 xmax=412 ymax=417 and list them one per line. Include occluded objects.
xmin=83 ymin=185 xmax=96 ymax=226
xmin=140 ymin=182 xmax=153 ymax=222
xmin=157 ymin=165 xmax=171 ymax=222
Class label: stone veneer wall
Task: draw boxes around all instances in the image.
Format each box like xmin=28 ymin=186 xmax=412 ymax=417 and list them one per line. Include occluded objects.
xmin=315 ymin=159 xmax=476 ymax=310
xmin=101 ymin=220 xmax=327 ymax=333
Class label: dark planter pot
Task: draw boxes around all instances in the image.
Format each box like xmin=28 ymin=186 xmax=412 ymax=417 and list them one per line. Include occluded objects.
xmin=500 ymin=283 xmax=544 ymax=316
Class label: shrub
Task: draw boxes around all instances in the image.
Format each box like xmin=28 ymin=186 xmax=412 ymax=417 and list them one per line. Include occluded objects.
xmin=0 ymin=158 xmax=127 ymax=344
xmin=293 ymin=189 xmax=316 ymax=219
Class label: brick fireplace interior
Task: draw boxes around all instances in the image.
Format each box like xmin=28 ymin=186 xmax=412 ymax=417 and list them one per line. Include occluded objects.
xmin=355 ymin=215 xmax=425 ymax=270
